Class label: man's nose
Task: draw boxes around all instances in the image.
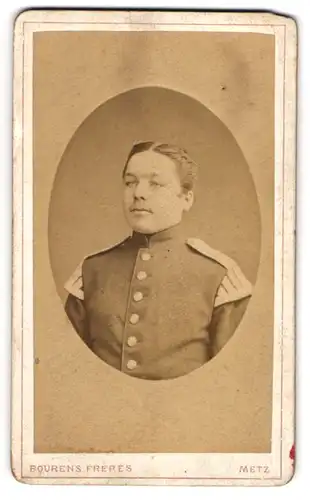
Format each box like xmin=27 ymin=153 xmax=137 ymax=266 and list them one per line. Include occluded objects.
xmin=134 ymin=181 xmax=149 ymax=200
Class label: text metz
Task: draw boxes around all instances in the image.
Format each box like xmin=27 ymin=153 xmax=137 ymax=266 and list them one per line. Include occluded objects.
xmin=239 ymin=465 xmax=270 ymax=474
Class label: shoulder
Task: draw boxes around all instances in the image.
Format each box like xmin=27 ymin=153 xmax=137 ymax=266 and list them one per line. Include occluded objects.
xmin=64 ymin=237 xmax=130 ymax=300
xmin=83 ymin=236 xmax=131 ymax=264
xmin=186 ymin=238 xmax=253 ymax=307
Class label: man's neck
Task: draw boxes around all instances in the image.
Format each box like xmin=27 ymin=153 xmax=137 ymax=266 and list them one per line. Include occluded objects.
xmin=131 ymin=223 xmax=184 ymax=247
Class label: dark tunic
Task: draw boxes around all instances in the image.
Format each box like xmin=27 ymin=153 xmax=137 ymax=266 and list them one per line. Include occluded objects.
xmin=64 ymin=225 xmax=252 ymax=380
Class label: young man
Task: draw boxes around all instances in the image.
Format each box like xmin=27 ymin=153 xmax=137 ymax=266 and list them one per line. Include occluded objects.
xmin=64 ymin=141 xmax=252 ymax=380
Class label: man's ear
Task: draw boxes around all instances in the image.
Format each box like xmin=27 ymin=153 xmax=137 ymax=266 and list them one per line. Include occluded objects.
xmin=183 ymin=190 xmax=194 ymax=212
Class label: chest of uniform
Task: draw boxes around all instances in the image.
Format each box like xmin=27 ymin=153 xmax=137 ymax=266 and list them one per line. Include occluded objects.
xmin=83 ymin=245 xmax=219 ymax=325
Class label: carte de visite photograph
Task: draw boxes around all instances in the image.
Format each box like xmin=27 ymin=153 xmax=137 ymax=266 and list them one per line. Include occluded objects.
xmin=12 ymin=9 xmax=296 ymax=486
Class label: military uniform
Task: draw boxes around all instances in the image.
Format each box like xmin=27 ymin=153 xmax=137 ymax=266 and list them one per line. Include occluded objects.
xmin=64 ymin=225 xmax=252 ymax=380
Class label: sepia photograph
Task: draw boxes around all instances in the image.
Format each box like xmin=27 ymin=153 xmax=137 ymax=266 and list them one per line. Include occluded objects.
xmin=61 ymin=104 xmax=255 ymax=380
xmin=12 ymin=9 xmax=296 ymax=485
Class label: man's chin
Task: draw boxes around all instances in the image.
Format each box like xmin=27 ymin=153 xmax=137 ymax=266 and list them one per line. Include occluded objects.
xmin=130 ymin=223 xmax=155 ymax=235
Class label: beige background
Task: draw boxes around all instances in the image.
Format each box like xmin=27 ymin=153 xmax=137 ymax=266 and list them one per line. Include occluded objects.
xmin=33 ymin=31 xmax=274 ymax=453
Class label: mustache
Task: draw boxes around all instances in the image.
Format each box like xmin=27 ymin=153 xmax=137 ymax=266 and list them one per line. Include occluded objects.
xmin=129 ymin=205 xmax=153 ymax=213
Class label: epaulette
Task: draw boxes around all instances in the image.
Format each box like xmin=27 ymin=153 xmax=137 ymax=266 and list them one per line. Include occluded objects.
xmin=64 ymin=237 xmax=130 ymax=300
xmin=186 ymin=238 xmax=252 ymax=307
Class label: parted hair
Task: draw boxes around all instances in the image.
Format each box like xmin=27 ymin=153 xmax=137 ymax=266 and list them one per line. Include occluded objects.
xmin=122 ymin=141 xmax=198 ymax=192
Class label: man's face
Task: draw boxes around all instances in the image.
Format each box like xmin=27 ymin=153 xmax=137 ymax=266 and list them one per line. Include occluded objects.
xmin=123 ymin=150 xmax=193 ymax=234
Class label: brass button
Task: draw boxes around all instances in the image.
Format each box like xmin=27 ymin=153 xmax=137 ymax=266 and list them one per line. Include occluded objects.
xmin=127 ymin=336 xmax=137 ymax=347
xmin=129 ymin=313 xmax=140 ymax=325
xmin=136 ymin=271 xmax=147 ymax=281
xmin=126 ymin=359 xmax=137 ymax=370
xmin=133 ymin=291 xmax=143 ymax=302
xmin=141 ymin=252 xmax=151 ymax=261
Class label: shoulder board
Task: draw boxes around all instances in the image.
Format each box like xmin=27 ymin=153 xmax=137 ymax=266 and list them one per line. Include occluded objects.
xmin=186 ymin=237 xmax=252 ymax=307
xmin=64 ymin=260 xmax=84 ymax=300
xmin=64 ymin=237 xmax=130 ymax=300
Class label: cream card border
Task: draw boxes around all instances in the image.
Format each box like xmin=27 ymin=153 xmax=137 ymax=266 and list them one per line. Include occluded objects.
xmin=12 ymin=10 xmax=297 ymax=486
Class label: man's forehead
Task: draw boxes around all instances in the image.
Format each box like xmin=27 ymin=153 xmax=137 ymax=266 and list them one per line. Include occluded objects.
xmin=125 ymin=151 xmax=177 ymax=177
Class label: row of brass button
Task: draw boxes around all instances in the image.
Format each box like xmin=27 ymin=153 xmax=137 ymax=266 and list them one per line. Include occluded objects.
xmin=126 ymin=251 xmax=151 ymax=370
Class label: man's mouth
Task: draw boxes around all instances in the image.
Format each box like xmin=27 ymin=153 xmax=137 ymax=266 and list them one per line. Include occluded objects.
xmin=130 ymin=208 xmax=153 ymax=214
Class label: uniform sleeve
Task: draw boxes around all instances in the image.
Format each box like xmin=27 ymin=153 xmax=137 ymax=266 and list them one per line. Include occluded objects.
xmin=64 ymin=293 xmax=91 ymax=347
xmin=63 ymin=260 xmax=91 ymax=346
xmin=209 ymin=260 xmax=252 ymax=356
xmin=209 ymin=296 xmax=250 ymax=357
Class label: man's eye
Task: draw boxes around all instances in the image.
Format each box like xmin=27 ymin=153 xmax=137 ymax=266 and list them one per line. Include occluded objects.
xmin=125 ymin=180 xmax=136 ymax=187
xmin=150 ymin=180 xmax=161 ymax=187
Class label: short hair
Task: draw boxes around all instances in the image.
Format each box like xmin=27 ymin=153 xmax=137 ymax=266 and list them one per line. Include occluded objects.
xmin=122 ymin=141 xmax=198 ymax=192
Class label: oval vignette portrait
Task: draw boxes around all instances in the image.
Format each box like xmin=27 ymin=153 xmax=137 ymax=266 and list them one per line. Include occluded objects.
xmin=48 ymin=86 xmax=261 ymax=382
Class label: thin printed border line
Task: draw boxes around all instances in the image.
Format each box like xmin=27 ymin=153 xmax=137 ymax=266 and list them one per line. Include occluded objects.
xmin=19 ymin=21 xmax=286 ymax=482
xmin=24 ymin=21 xmax=285 ymax=26
xmin=280 ymin=24 xmax=287 ymax=480
xmin=21 ymin=475 xmax=280 ymax=480
xmin=21 ymin=21 xmax=25 ymax=479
